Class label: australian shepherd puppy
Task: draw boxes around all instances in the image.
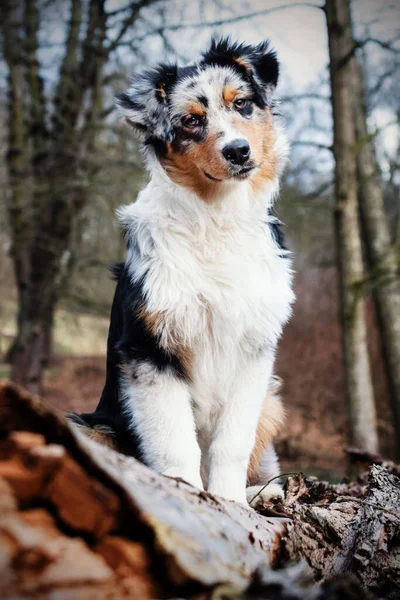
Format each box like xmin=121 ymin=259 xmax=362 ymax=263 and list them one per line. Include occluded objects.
xmin=71 ymin=38 xmax=295 ymax=506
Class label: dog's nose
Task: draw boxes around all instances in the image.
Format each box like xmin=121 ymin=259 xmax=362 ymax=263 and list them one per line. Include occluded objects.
xmin=222 ymin=139 xmax=251 ymax=165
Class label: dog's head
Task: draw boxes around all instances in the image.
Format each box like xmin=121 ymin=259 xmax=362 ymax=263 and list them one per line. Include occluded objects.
xmin=116 ymin=38 xmax=286 ymax=200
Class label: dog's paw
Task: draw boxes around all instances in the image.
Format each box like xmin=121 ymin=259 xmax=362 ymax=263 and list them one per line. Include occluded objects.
xmin=246 ymin=483 xmax=284 ymax=508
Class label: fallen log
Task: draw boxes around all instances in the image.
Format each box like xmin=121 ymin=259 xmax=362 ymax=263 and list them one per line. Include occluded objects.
xmin=284 ymin=469 xmax=400 ymax=598
xmin=0 ymin=382 xmax=398 ymax=599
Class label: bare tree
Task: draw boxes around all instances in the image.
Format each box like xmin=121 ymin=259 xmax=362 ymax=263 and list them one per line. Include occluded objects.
xmin=1 ymin=0 xmax=106 ymax=393
xmin=325 ymin=0 xmax=378 ymax=453
xmin=1 ymin=0 xmax=162 ymax=394
xmin=2 ymin=1 xmax=32 ymax=370
xmin=351 ymin=62 xmax=400 ymax=458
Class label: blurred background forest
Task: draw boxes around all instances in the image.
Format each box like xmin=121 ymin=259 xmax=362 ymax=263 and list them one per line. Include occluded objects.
xmin=1 ymin=0 xmax=399 ymax=479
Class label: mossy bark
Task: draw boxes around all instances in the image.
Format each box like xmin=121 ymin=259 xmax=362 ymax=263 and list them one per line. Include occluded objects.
xmin=325 ymin=0 xmax=378 ymax=453
xmin=353 ymin=62 xmax=400 ymax=458
xmin=2 ymin=0 xmax=107 ymax=394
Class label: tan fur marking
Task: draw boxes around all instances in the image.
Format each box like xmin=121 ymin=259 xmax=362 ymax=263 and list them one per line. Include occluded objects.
xmin=243 ymin=109 xmax=278 ymax=194
xmin=175 ymin=345 xmax=193 ymax=380
xmin=233 ymin=56 xmax=252 ymax=74
xmin=223 ymin=85 xmax=252 ymax=106
xmin=247 ymin=381 xmax=285 ymax=483
xmin=137 ymin=305 xmax=164 ymax=338
xmin=158 ymin=82 xmax=167 ymax=99
xmin=161 ymin=107 xmax=277 ymax=202
xmin=186 ymin=102 xmax=206 ymax=116
xmin=75 ymin=423 xmax=119 ymax=451
xmin=223 ymin=84 xmax=240 ymax=105
xmin=161 ymin=132 xmax=229 ymax=202
xmin=137 ymin=305 xmax=193 ymax=378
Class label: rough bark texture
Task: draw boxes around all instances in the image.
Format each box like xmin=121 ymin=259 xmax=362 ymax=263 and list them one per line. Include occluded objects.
xmin=2 ymin=0 xmax=32 ymax=366
xmin=353 ymin=62 xmax=400 ymax=459
xmin=3 ymin=0 xmax=163 ymax=395
xmin=285 ymin=466 xmax=400 ymax=598
xmin=325 ymin=0 xmax=378 ymax=453
xmin=0 ymin=382 xmax=289 ymax=598
xmin=0 ymin=382 xmax=399 ymax=599
xmin=2 ymin=0 xmax=108 ymax=394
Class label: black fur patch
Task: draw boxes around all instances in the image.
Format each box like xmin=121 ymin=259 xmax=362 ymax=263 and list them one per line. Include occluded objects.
xmin=236 ymin=101 xmax=254 ymax=118
xmin=171 ymin=122 xmax=207 ymax=153
xmin=72 ymin=262 xmax=189 ymax=460
xmin=116 ymin=267 xmax=187 ymax=378
xmin=197 ymin=94 xmax=209 ymax=108
xmin=115 ymin=92 xmax=145 ymax=112
xmin=144 ymin=136 xmax=168 ymax=157
xmin=177 ymin=65 xmax=199 ymax=81
xmin=201 ymin=37 xmax=279 ymax=107
xmin=152 ymin=62 xmax=179 ymax=98
xmin=267 ymin=211 xmax=288 ymax=257
xmin=110 ymin=261 xmax=125 ymax=281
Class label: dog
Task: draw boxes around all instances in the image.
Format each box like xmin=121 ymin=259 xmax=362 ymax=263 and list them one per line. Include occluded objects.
xmin=70 ymin=38 xmax=295 ymax=507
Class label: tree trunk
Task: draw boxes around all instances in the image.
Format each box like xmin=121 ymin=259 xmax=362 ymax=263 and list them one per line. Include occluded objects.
xmin=325 ymin=0 xmax=378 ymax=453
xmin=0 ymin=382 xmax=398 ymax=599
xmin=5 ymin=0 xmax=107 ymax=394
xmin=5 ymin=0 xmax=55 ymax=389
xmin=3 ymin=0 xmax=164 ymax=393
xmin=2 ymin=1 xmax=32 ymax=366
xmin=353 ymin=62 xmax=400 ymax=458
xmin=10 ymin=291 xmax=56 ymax=393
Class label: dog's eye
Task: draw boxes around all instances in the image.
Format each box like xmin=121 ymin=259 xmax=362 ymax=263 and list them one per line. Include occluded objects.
xmin=183 ymin=115 xmax=202 ymax=128
xmin=233 ymin=98 xmax=248 ymax=109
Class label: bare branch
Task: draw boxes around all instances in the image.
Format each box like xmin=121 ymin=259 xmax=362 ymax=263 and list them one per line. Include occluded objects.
xmin=303 ymin=179 xmax=334 ymax=200
xmin=106 ymin=0 xmax=165 ymax=54
xmin=281 ymin=93 xmax=330 ymax=104
xmin=369 ymin=64 xmax=400 ymax=97
xmin=100 ymin=105 xmax=116 ymax=119
xmin=292 ymin=140 xmax=333 ymax=152
xmin=360 ymin=36 xmax=400 ymax=53
xmin=106 ymin=5 xmax=131 ymax=19
xmin=136 ymin=2 xmax=324 ymax=36
xmin=336 ymin=35 xmax=400 ymax=72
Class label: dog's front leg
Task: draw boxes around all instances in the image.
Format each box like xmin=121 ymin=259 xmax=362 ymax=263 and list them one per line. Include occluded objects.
xmin=122 ymin=364 xmax=203 ymax=489
xmin=207 ymin=354 xmax=274 ymax=503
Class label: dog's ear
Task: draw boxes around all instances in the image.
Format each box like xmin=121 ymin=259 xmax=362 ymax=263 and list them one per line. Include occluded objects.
xmin=115 ymin=63 xmax=178 ymax=141
xmin=202 ymin=37 xmax=279 ymax=106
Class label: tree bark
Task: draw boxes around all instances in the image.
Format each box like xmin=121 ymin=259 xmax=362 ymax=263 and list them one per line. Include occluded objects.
xmin=325 ymin=0 xmax=378 ymax=453
xmin=5 ymin=0 xmax=107 ymax=394
xmin=6 ymin=0 xmax=55 ymax=386
xmin=0 ymin=382 xmax=398 ymax=599
xmin=2 ymin=1 xmax=32 ymax=365
xmin=353 ymin=62 xmax=400 ymax=458
xmin=285 ymin=465 xmax=400 ymax=598
xmin=3 ymin=0 xmax=165 ymax=393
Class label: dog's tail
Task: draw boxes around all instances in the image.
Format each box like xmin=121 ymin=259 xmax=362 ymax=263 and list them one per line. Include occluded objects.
xmin=67 ymin=412 xmax=120 ymax=451
xmin=67 ymin=410 xmax=140 ymax=458
xmin=247 ymin=377 xmax=285 ymax=484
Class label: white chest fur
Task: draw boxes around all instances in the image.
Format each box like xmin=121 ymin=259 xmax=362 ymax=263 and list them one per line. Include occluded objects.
xmin=120 ymin=170 xmax=294 ymax=397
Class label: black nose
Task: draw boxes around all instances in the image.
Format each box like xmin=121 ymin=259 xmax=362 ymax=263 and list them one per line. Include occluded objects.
xmin=222 ymin=139 xmax=251 ymax=165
